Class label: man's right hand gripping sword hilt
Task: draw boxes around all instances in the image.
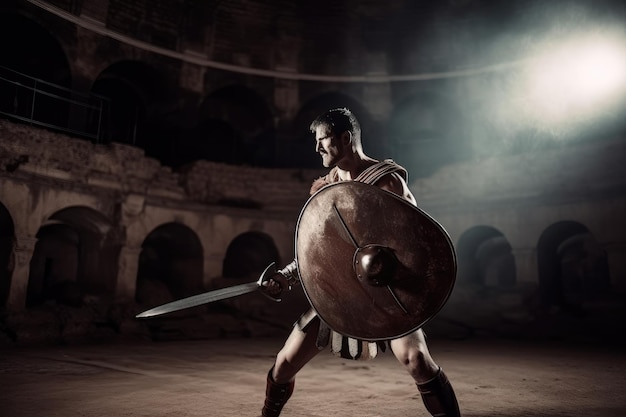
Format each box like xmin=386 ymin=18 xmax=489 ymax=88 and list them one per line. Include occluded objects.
xmin=259 ymin=260 xmax=299 ymax=301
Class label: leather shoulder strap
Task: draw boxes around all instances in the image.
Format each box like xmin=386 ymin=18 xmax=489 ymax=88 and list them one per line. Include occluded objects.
xmin=355 ymin=159 xmax=408 ymax=185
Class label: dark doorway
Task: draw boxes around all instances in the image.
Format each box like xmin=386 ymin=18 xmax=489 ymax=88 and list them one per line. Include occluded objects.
xmin=136 ymin=223 xmax=204 ymax=306
xmin=457 ymin=226 xmax=516 ymax=288
xmin=537 ymin=221 xmax=610 ymax=314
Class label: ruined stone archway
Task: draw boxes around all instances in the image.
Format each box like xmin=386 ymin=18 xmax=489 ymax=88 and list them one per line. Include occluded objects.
xmin=290 ymin=93 xmax=375 ymax=168
xmin=0 ymin=202 xmax=15 ymax=308
xmin=136 ymin=223 xmax=204 ymax=306
xmin=457 ymin=226 xmax=516 ymax=288
xmin=27 ymin=223 xmax=80 ymax=307
xmin=222 ymin=231 xmax=280 ymax=280
xmin=537 ymin=221 xmax=610 ymax=313
xmin=27 ymin=206 xmax=117 ymax=307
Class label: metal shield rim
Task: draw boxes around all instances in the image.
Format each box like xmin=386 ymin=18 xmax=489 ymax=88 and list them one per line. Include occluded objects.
xmin=294 ymin=181 xmax=457 ymax=341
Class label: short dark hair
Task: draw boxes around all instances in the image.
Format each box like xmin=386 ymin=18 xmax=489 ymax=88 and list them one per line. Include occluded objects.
xmin=310 ymin=107 xmax=362 ymax=147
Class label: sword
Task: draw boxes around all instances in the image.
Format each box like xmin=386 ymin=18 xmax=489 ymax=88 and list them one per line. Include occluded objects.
xmin=135 ymin=262 xmax=280 ymax=319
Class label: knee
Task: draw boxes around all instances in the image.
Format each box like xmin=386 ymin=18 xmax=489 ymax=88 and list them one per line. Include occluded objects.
xmin=400 ymin=347 xmax=428 ymax=372
xmin=397 ymin=344 xmax=438 ymax=381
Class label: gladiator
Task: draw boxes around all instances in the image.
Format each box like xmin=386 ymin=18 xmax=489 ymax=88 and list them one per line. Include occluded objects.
xmin=261 ymin=107 xmax=461 ymax=416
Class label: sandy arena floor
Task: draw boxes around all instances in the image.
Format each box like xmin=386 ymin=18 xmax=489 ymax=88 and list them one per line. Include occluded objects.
xmin=0 ymin=336 xmax=625 ymax=417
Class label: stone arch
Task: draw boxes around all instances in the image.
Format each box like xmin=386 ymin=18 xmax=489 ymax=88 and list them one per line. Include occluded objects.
xmin=537 ymin=221 xmax=610 ymax=313
xmin=456 ymin=226 xmax=516 ymax=288
xmin=189 ymin=84 xmax=276 ymax=167
xmin=0 ymin=11 xmax=72 ymax=129
xmin=222 ymin=231 xmax=280 ymax=280
xmin=0 ymin=202 xmax=15 ymax=308
xmin=289 ymin=93 xmax=376 ymax=168
xmin=92 ymin=60 xmax=174 ymax=153
xmin=27 ymin=206 xmax=117 ymax=307
xmin=136 ymin=223 xmax=204 ymax=306
xmin=388 ymin=91 xmax=465 ymax=178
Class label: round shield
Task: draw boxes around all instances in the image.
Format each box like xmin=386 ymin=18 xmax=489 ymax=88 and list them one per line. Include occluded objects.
xmin=295 ymin=181 xmax=456 ymax=341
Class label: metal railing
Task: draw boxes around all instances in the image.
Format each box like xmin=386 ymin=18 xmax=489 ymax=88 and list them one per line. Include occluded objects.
xmin=0 ymin=65 xmax=110 ymax=142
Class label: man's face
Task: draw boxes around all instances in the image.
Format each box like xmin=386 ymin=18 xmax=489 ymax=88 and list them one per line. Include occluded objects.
xmin=314 ymin=125 xmax=344 ymax=168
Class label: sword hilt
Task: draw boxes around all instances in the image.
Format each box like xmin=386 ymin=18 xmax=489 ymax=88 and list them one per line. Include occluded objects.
xmin=257 ymin=262 xmax=283 ymax=302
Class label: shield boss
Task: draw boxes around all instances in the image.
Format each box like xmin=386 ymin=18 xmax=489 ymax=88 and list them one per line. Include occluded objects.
xmin=295 ymin=181 xmax=456 ymax=341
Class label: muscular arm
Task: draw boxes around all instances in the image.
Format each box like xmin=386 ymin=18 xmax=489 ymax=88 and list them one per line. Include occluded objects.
xmin=375 ymin=172 xmax=417 ymax=207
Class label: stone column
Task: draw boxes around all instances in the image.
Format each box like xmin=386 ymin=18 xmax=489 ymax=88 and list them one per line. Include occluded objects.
xmin=203 ymin=253 xmax=224 ymax=288
xmin=115 ymin=245 xmax=142 ymax=301
xmin=512 ymin=247 xmax=538 ymax=285
xmin=114 ymin=194 xmax=146 ymax=301
xmin=605 ymin=242 xmax=626 ymax=291
xmin=7 ymin=235 xmax=37 ymax=310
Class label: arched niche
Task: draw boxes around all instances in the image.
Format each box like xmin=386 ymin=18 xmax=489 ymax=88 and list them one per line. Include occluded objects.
xmin=136 ymin=222 xmax=204 ymax=306
xmin=537 ymin=221 xmax=610 ymax=314
xmin=222 ymin=231 xmax=280 ymax=280
xmin=27 ymin=206 xmax=117 ymax=307
xmin=456 ymin=225 xmax=516 ymax=289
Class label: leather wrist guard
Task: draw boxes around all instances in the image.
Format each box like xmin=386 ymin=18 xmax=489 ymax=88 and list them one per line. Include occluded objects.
xmin=277 ymin=260 xmax=299 ymax=290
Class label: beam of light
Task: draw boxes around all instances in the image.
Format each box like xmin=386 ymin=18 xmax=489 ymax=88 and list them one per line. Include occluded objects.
xmin=525 ymin=31 xmax=626 ymax=129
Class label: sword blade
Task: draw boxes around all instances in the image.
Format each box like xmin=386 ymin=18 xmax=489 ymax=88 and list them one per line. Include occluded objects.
xmin=135 ymin=281 xmax=260 ymax=318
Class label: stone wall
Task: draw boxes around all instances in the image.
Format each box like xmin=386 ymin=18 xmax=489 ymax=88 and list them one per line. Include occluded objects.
xmin=0 ymin=119 xmax=315 ymax=304
xmin=2 ymin=121 xmax=626 ymax=346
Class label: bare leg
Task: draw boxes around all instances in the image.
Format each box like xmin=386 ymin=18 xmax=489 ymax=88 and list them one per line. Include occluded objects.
xmin=272 ymin=317 xmax=322 ymax=383
xmin=391 ymin=329 xmax=460 ymax=416
xmin=390 ymin=328 xmax=439 ymax=382
xmin=262 ymin=318 xmax=323 ymax=417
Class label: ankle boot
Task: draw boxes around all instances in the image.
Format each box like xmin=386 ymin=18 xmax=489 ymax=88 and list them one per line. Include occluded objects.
xmin=261 ymin=368 xmax=295 ymax=417
xmin=416 ymin=368 xmax=460 ymax=417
